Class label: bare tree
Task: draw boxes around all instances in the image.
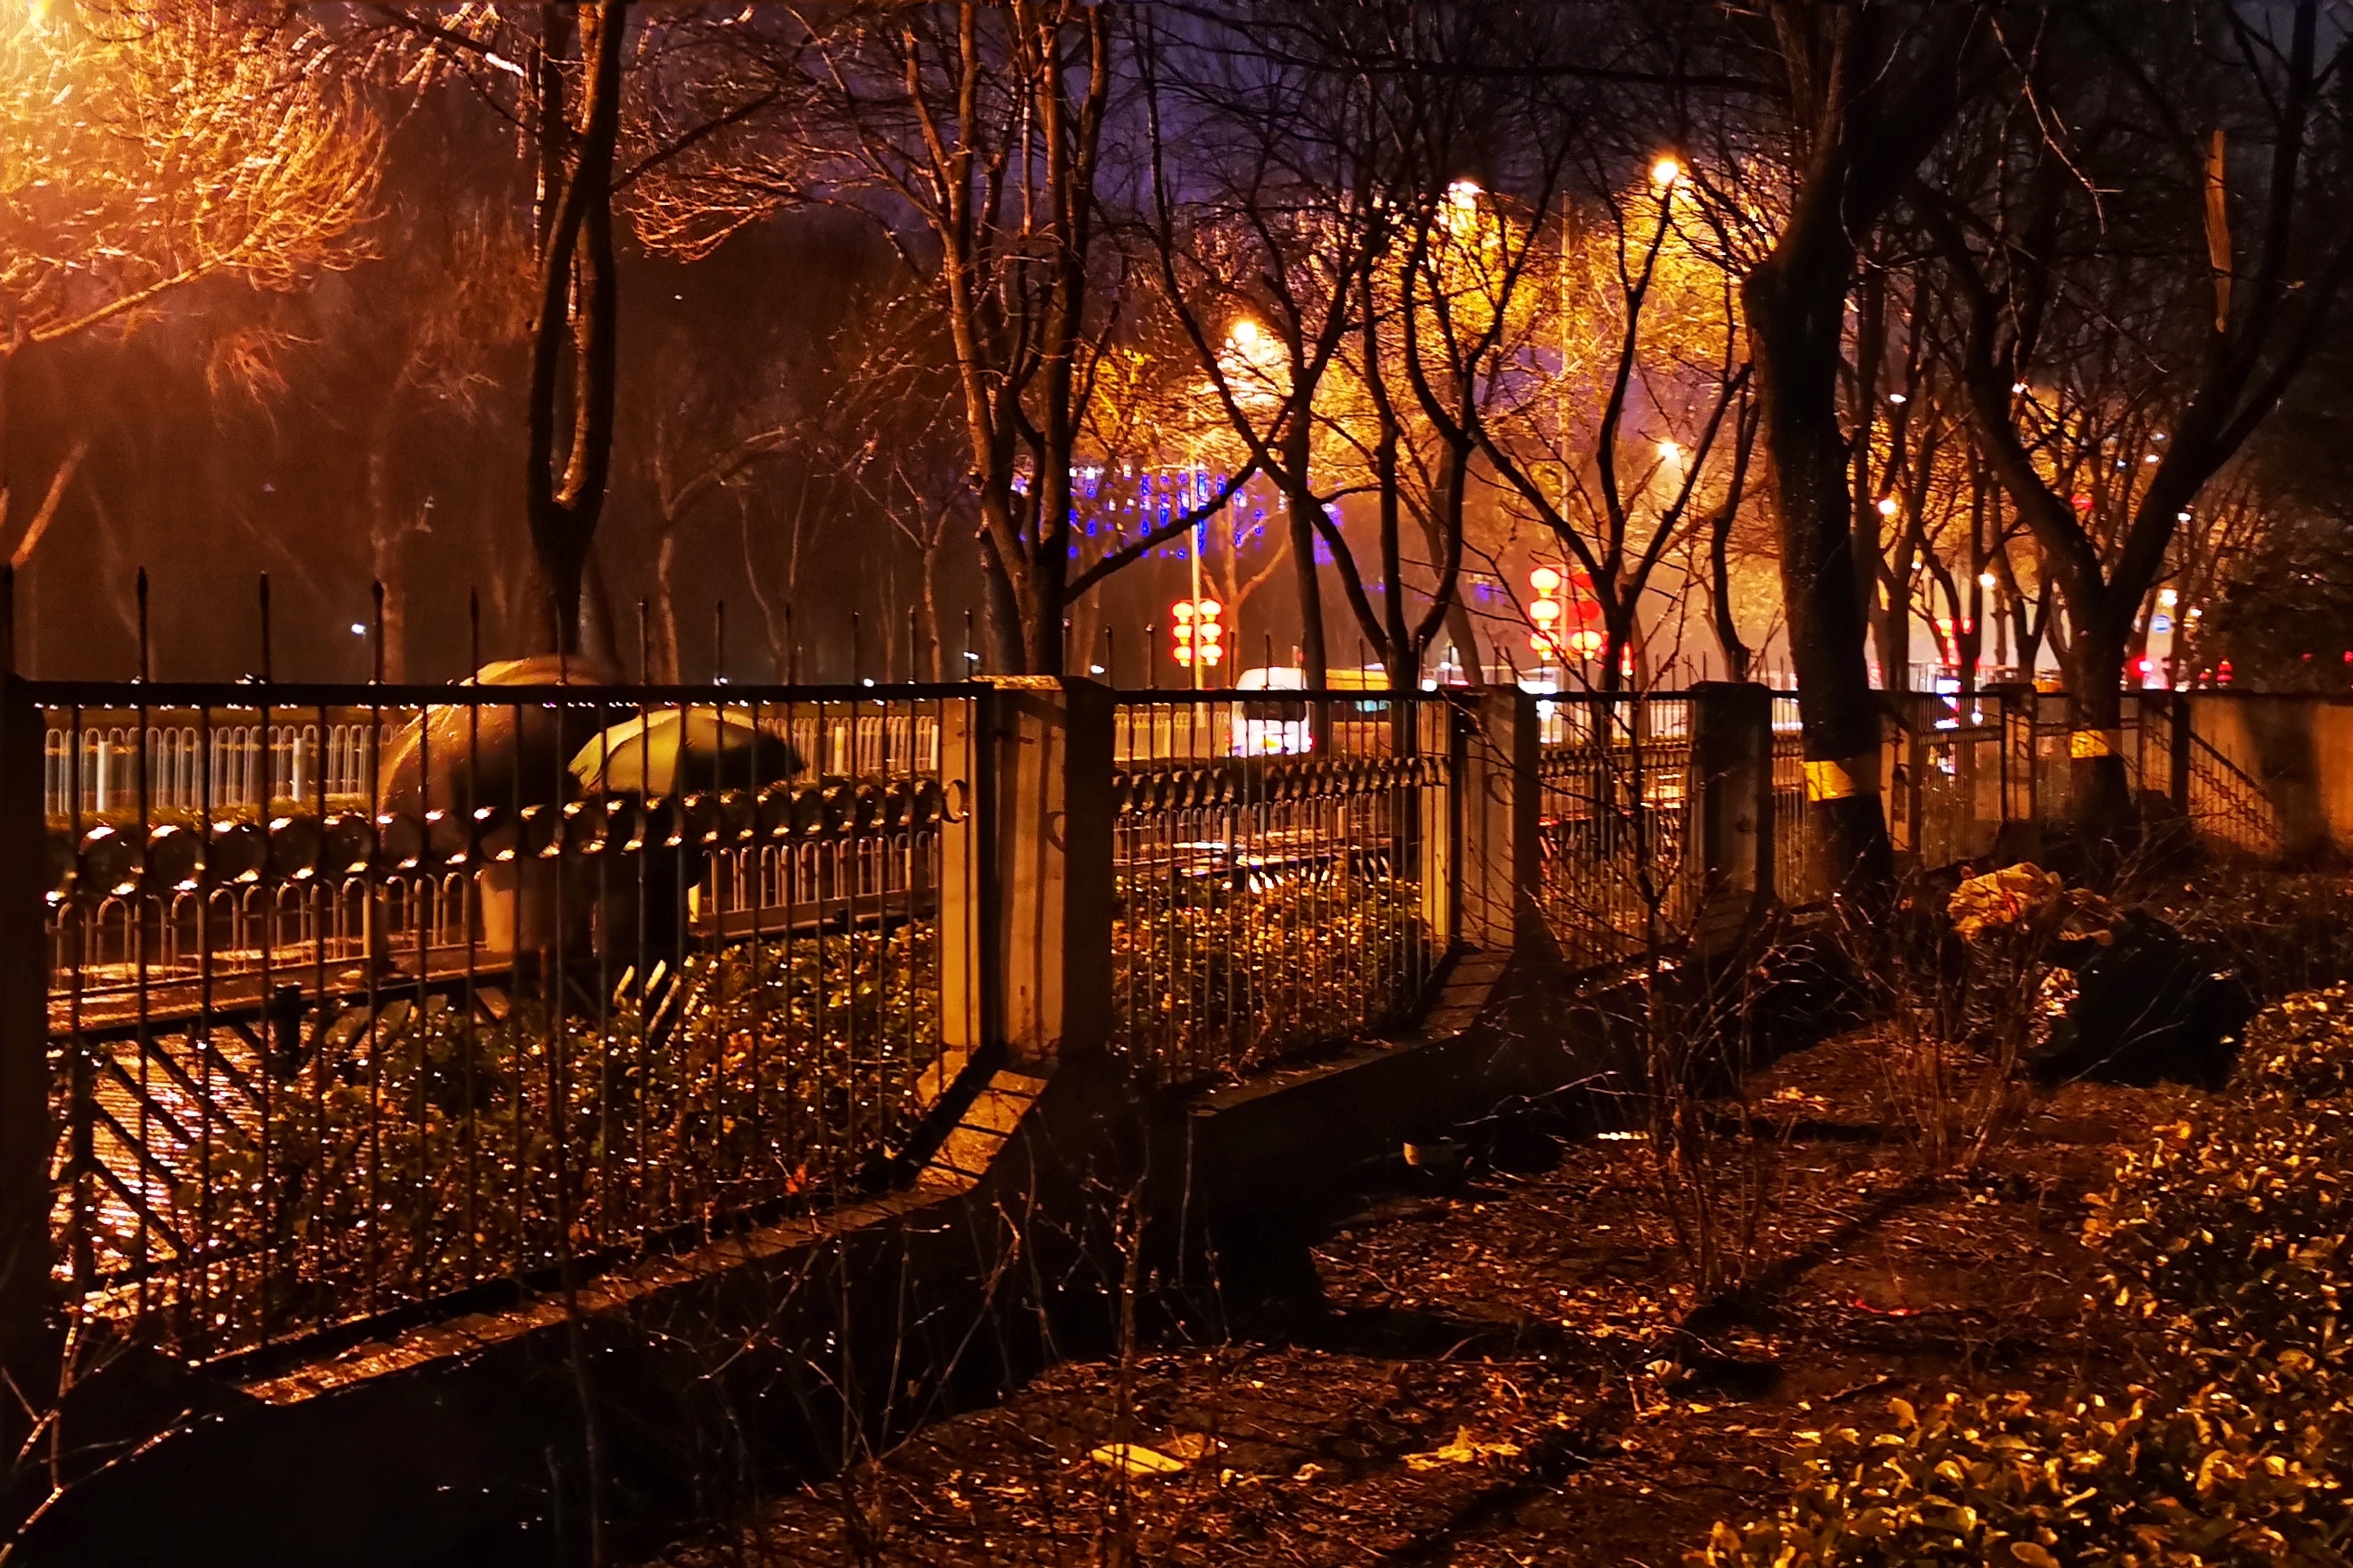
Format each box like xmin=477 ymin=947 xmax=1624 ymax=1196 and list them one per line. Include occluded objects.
xmin=1925 ymin=0 xmax=2353 ymax=827
xmin=1675 ymin=0 xmax=1994 ymax=896
xmin=1471 ymin=161 xmax=1750 ymax=694
xmin=0 ymin=0 xmax=379 ymax=579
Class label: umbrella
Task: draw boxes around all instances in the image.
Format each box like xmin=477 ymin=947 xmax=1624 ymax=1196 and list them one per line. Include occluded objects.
xmin=570 ymin=708 xmax=802 ymax=796
xmin=380 ymin=656 xmax=628 ymax=820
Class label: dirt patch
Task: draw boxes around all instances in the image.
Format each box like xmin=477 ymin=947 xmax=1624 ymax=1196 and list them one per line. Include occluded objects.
xmin=648 ymin=1032 xmax=2192 ymax=1566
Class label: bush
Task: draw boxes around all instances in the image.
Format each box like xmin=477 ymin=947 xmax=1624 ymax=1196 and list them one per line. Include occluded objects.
xmin=2085 ymin=1102 xmax=2353 ymax=1354
xmin=1692 ymin=1382 xmax=2351 ymax=1567
xmin=2229 ymin=986 xmax=2353 ymax=1104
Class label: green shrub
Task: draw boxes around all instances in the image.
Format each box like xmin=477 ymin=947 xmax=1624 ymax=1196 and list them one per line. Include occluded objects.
xmin=1692 ymin=1383 xmax=2350 ymax=1567
xmin=2085 ymin=1103 xmax=2353 ymax=1353
xmin=2230 ymin=986 xmax=2353 ymax=1104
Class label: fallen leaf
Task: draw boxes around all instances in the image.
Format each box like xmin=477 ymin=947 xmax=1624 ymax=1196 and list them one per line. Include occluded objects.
xmin=1089 ymin=1443 xmax=1187 ymax=1477
xmin=1403 ymin=1427 xmax=1523 ymax=1470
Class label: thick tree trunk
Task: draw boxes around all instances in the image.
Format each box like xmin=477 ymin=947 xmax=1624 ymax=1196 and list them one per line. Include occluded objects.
xmin=2068 ymin=613 xmax=2133 ymax=831
xmin=977 ymin=526 xmax=1023 ymax=675
xmin=1744 ymin=238 xmax=1893 ymax=901
xmin=523 ymin=0 xmax=625 ymax=658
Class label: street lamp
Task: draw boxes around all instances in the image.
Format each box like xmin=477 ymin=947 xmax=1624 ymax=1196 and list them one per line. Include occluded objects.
xmin=1650 ymin=157 xmax=1682 ymax=188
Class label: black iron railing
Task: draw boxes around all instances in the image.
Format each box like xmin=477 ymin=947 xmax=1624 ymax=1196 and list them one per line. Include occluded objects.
xmin=1107 ymin=690 xmax=1449 ymax=1085
xmin=1887 ymin=689 xmax=2003 ymax=870
xmin=1536 ymin=693 xmax=1695 ymax=968
xmin=1769 ymin=693 xmax=1823 ymax=905
xmin=24 ymin=668 xmax=2320 ymax=1372
xmin=37 ymin=680 xmax=968 ymax=1365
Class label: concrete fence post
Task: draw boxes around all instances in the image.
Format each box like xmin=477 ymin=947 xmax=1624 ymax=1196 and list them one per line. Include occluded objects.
xmin=938 ymin=677 xmax=1114 ymax=1072
xmin=1454 ymin=689 xmax=1539 ymax=953
xmin=1689 ymin=681 xmax=1774 ymax=945
xmin=1412 ymin=697 xmax=1464 ymax=953
xmin=0 ymin=676 xmax=54 ymax=1425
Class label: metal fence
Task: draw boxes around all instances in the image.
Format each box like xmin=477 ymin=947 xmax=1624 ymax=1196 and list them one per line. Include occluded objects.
xmin=2178 ymin=705 xmax=2285 ymax=856
xmin=1107 ymin=692 xmax=1449 ymax=1085
xmin=1888 ymin=690 xmax=2003 ymax=870
xmin=38 ymin=681 xmax=965 ymax=1365
xmin=1769 ymin=694 xmax=1825 ymax=906
xmin=1536 ymin=694 xmax=1695 ymax=969
xmin=33 ymin=668 xmax=2317 ymax=1371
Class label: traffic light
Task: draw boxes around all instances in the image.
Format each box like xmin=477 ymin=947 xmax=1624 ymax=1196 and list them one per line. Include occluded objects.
xmin=1171 ymin=598 xmax=1224 ymax=669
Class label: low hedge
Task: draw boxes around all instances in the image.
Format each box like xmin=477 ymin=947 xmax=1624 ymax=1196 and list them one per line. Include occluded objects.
xmin=1694 ymin=1380 xmax=2349 ymax=1567
xmin=2229 ymin=985 xmax=2353 ymax=1105
xmin=2087 ymin=1101 xmax=2353 ymax=1354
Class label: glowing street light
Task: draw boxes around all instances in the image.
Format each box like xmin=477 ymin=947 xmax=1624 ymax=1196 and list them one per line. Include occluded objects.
xmin=1655 ymin=440 xmax=1683 ymax=463
xmin=1978 ymin=572 xmax=1999 ymax=590
xmin=1650 ymin=156 xmax=1683 ymax=188
xmin=1877 ymin=497 xmax=1900 ymax=518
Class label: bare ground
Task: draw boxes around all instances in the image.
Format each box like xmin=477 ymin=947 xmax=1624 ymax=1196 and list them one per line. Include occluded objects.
xmin=648 ymin=1032 xmax=2193 ymax=1567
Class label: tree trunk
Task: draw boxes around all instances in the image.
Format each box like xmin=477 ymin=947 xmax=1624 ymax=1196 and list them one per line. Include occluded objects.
xmin=920 ymin=532 xmax=945 ymax=682
xmin=1706 ymin=500 xmax=1751 ymax=683
xmin=2068 ymin=612 xmax=2133 ymax=831
xmin=368 ymin=517 xmax=409 ymax=683
xmin=978 ymin=526 xmax=1022 ymax=675
xmin=1284 ymin=470 xmax=1328 ymax=686
xmin=650 ymin=521 xmax=681 ymax=682
xmin=522 ymin=0 xmax=626 ymax=657
xmin=1880 ymin=531 xmax=1916 ymax=692
xmin=1744 ymin=237 xmax=1893 ymax=901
